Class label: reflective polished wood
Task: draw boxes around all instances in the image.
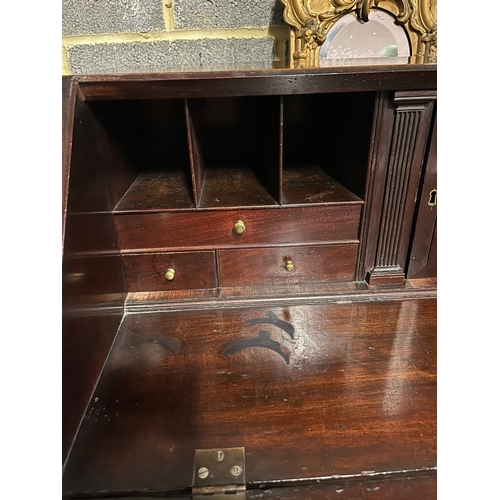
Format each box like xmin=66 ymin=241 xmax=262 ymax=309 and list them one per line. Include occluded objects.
xmin=63 ymin=298 xmax=436 ymax=496
xmin=63 ymin=63 xmax=437 ymax=498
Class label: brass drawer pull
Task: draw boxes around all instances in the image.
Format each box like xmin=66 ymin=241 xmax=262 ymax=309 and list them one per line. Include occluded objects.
xmin=233 ymin=220 xmax=246 ymax=235
xmin=285 ymin=260 xmax=294 ymax=272
xmin=165 ymin=268 xmax=176 ymax=281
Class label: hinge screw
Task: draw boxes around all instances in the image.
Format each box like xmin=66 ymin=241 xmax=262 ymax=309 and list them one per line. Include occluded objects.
xmin=198 ymin=467 xmax=209 ymax=479
xmin=230 ymin=465 xmax=243 ymax=477
xmin=216 ymin=450 xmax=225 ymax=461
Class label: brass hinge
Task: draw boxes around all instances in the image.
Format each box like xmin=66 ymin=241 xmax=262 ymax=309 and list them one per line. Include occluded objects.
xmin=192 ymin=447 xmax=246 ymax=499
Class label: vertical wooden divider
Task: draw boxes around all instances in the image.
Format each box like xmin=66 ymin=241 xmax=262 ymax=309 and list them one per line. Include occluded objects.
xmin=278 ymin=95 xmax=284 ymax=205
xmin=184 ymin=98 xmax=205 ymax=208
xmin=256 ymin=95 xmax=282 ymax=205
xmin=355 ymin=91 xmax=395 ymax=281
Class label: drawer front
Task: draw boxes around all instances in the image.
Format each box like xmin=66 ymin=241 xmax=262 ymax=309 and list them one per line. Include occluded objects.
xmin=122 ymin=251 xmax=217 ymax=291
xmin=114 ymin=205 xmax=362 ymax=251
xmin=218 ymin=244 xmax=358 ymax=287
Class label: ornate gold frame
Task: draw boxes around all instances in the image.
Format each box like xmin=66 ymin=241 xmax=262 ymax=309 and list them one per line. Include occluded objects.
xmin=280 ymin=0 xmax=437 ymax=67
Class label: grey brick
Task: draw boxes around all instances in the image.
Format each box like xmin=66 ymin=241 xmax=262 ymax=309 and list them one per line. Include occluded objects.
xmin=68 ymin=38 xmax=280 ymax=74
xmin=62 ymin=0 xmax=165 ymax=36
xmin=173 ymin=0 xmax=285 ymax=29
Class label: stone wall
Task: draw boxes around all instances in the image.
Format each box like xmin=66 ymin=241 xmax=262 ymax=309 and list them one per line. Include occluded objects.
xmin=62 ymin=0 xmax=289 ymax=74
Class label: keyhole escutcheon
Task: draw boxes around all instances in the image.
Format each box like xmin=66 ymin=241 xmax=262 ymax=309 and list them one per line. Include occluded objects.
xmin=428 ymin=189 xmax=437 ymax=207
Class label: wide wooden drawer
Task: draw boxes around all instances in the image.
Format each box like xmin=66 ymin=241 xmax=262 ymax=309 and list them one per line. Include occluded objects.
xmin=122 ymin=251 xmax=217 ymax=291
xmin=218 ymin=243 xmax=358 ymax=287
xmin=114 ymin=205 xmax=362 ymax=251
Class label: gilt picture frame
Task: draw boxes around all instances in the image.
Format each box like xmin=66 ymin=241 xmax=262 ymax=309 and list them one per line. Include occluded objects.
xmin=279 ymin=0 xmax=437 ymax=68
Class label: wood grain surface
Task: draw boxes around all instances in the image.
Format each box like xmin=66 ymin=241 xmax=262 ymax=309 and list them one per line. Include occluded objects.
xmin=63 ymin=298 xmax=436 ymax=496
xmin=122 ymin=251 xmax=217 ymax=291
xmin=218 ymin=244 xmax=358 ymax=287
xmin=367 ymin=91 xmax=436 ymax=285
xmin=62 ymin=76 xmax=77 ymax=247
xmin=114 ymin=205 xmax=362 ymax=252
xmin=62 ymin=65 xmax=437 ymax=498
xmin=62 ymin=309 xmax=123 ymax=463
xmin=75 ymin=64 xmax=436 ymax=101
xmin=407 ymin=112 xmax=437 ymax=279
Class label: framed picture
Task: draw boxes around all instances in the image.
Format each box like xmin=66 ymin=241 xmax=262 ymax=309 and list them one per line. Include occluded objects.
xmin=280 ymin=0 xmax=437 ymax=68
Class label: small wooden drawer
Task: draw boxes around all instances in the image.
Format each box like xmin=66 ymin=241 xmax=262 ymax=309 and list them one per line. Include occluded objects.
xmin=122 ymin=251 xmax=217 ymax=291
xmin=114 ymin=204 xmax=362 ymax=251
xmin=218 ymin=244 xmax=358 ymax=287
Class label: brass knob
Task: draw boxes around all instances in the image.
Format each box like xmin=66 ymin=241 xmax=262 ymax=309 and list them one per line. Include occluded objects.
xmin=165 ymin=268 xmax=175 ymax=281
xmin=233 ymin=220 xmax=246 ymax=235
xmin=285 ymin=260 xmax=294 ymax=272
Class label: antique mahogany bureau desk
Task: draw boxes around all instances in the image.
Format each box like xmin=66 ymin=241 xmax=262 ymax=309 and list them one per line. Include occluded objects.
xmin=62 ymin=60 xmax=437 ymax=498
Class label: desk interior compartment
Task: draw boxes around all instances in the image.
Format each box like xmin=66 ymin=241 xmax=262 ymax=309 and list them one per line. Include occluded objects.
xmin=281 ymin=92 xmax=374 ymax=206
xmin=87 ymin=98 xmax=196 ymax=213
xmin=185 ymin=96 xmax=281 ymax=208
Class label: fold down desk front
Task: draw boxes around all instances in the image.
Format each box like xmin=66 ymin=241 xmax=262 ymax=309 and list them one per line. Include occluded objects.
xmin=62 ymin=62 xmax=437 ymax=499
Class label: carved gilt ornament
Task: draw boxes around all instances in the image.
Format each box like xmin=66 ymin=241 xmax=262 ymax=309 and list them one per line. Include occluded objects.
xmin=280 ymin=0 xmax=437 ymax=67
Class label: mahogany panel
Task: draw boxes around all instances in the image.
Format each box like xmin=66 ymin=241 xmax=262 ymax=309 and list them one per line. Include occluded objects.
xmin=110 ymin=98 xmax=195 ymax=211
xmin=122 ymin=251 xmax=217 ymax=292
xmin=63 ymin=95 xmax=132 ymax=461
xmin=114 ymin=205 xmax=362 ymax=252
xmin=407 ymin=112 xmax=437 ymax=279
xmin=199 ymin=167 xmax=278 ymax=208
xmin=426 ymin=228 xmax=437 ymax=274
xmin=281 ymin=165 xmax=362 ymax=205
xmin=367 ymin=91 xmax=436 ymax=285
xmin=64 ymin=213 xmax=121 ymax=255
xmin=113 ymin=172 xmax=195 ymax=212
xmin=63 ymin=298 xmax=436 ymax=495
xmin=185 ymin=99 xmax=205 ymax=208
xmin=186 ymin=96 xmax=281 ymax=207
xmin=124 ymin=279 xmax=436 ymax=314
xmin=62 ymin=76 xmax=77 ymax=246
xmin=67 ymin=99 xmax=143 ymax=214
xmin=62 ymin=309 xmax=122 ymax=462
xmin=63 ymin=95 xmax=138 ymax=438
xmin=278 ymin=96 xmax=284 ymax=205
xmin=75 ymin=65 xmax=437 ymax=101
xmin=140 ymin=98 xmax=192 ymax=174
xmin=282 ymin=92 xmax=374 ymax=202
xmin=63 ymin=254 xmax=127 ymax=306
xmin=62 ymin=251 xmax=127 ymax=461
xmin=218 ymin=244 xmax=358 ymax=287
xmin=355 ymin=91 xmax=396 ymax=281
xmin=62 ymin=219 xmax=127 ymax=463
